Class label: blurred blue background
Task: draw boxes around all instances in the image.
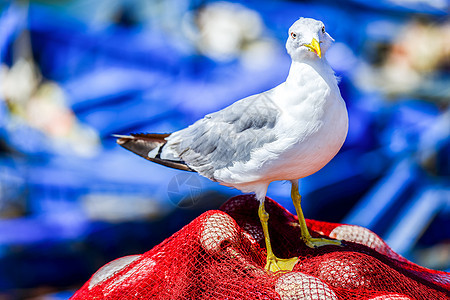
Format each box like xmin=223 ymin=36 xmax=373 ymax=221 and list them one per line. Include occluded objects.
xmin=0 ymin=0 xmax=449 ymax=298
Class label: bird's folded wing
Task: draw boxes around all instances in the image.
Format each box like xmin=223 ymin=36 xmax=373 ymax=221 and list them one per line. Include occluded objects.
xmin=166 ymin=90 xmax=281 ymax=180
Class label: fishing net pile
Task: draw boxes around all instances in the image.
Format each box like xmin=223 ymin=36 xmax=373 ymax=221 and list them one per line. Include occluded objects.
xmin=71 ymin=195 xmax=450 ymax=299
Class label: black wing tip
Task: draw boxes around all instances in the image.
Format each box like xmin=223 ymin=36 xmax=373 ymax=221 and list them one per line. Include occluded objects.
xmin=113 ymin=134 xmax=134 ymax=145
xmin=113 ymin=133 xmax=196 ymax=173
xmin=115 ymin=133 xmax=173 ymax=146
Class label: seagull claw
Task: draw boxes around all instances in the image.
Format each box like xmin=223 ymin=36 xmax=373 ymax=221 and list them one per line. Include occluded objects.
xmin=265 ymin=255 xmax=298 ymax=273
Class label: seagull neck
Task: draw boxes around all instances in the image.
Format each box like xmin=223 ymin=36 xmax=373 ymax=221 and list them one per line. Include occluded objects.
xmin=286 ymin=59 xmax=337 ymax=88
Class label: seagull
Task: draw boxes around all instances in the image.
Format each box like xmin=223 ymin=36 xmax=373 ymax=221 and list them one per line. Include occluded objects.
xmin=116 ymin=17 xmax=348 ymax=272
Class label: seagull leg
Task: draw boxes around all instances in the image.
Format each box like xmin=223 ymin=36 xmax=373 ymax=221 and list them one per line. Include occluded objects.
xmin=291 ymin=180 xmax=342 ymax=248
xmin=258 ymin=199 xmax=298 ymax=272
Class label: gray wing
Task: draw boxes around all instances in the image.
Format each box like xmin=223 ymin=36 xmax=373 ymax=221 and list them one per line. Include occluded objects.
xmin=166 ymin=89 xmax=280 ymax=180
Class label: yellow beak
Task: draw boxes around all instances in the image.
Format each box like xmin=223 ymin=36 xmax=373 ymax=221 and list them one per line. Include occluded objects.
xmin=303 ymin=38 xmax=322 ymax=58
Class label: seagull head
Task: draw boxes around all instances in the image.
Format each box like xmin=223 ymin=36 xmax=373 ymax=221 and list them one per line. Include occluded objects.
xmin=286 ymin=18 xmax=334 ymax=62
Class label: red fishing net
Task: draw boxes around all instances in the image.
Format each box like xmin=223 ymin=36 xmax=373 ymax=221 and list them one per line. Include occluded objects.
xmin=71 ymin=195 xmax=450 ymax=299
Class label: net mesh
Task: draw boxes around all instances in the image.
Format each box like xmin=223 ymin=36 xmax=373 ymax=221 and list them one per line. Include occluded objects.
xmin=71 ymin=195 xmax=450 ymax=299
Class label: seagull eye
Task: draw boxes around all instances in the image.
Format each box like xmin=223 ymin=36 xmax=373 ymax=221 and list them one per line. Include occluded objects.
xmin=291 ymin=32 xmax=297 ymax=39
xmin=321 ymin=26 xmax=325 ymax=34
